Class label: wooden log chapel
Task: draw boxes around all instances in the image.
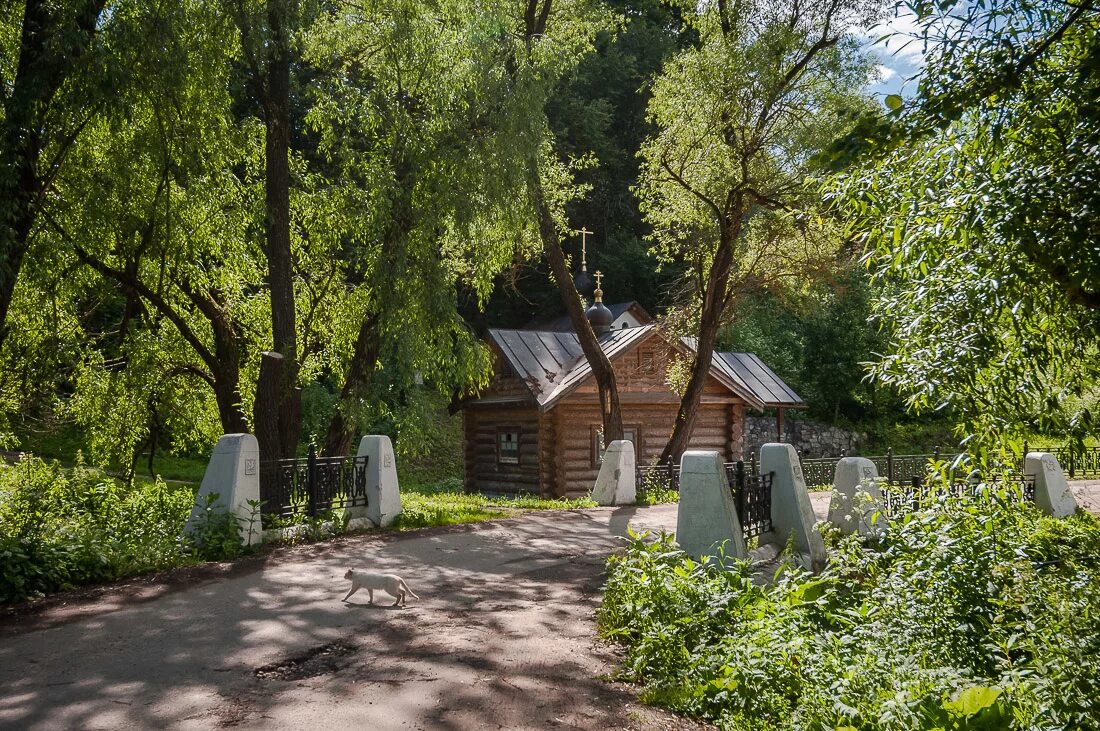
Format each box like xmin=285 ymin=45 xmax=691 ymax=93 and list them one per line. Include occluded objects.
xmin=460 ymin=265 xmax=805 ymax=498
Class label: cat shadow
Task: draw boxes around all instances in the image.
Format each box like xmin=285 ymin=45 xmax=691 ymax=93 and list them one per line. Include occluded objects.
xmin=341 ymin=600 xmax=407 ymax=611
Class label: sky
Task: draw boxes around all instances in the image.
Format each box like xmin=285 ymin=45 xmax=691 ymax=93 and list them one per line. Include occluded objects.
xmin=860 ymin=8 xmax=927 ymax=99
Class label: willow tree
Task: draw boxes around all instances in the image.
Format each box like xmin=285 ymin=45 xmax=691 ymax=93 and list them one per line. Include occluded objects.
xmin=29 ymin=0 xmax=267 ymax=469
xmin=0 ymin=0 xmax=111 ymax=349
xmin=304 ymin=0 xmax=537 ymax=455
xmin=636 ymin=0 xmax=878 ymax=464
xmin=504 ymin=0 xmax=626 ymax=445
xmin=830 ymin=0 xmax=1100 ymax=446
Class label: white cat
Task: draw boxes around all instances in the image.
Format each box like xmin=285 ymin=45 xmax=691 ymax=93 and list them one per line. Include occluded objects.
xmin=342 ymin=569 xmax=419 ymax=607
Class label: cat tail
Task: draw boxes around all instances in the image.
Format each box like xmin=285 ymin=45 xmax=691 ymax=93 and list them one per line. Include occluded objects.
xmin=400 ymin=580 xmax=419 ymax=600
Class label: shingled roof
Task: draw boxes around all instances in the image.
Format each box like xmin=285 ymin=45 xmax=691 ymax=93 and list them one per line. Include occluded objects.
xmin=487 ymin=326 xmax=804 ymax=412
xmin=488 ymin=326 xmax=652 ymax=408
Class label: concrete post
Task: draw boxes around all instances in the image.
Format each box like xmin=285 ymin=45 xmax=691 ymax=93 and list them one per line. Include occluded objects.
xmin=356 ymin=435 xmax=403 ymax=527
xmin=827 ymin=457 xmax=884 ymax=536
xmin=1024 ymin=452 xmax=1078 ymax=518
xmin=591 ymin=440 xmax=637 ymax=506
xmin=675 ymin=450 xmax=746 ymax=562
xmin=185 ymin=433 xmax=261 ymax=546
xmin=760 ymin=443 xmax=826 ymax=571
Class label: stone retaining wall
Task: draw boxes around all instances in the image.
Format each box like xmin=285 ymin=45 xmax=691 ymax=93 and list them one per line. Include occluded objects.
xmin=743 ymin=416 xmax=866 ymax=459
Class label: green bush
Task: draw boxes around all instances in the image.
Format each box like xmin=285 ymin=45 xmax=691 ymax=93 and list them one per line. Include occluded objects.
xmin=599 ymin=497 xmax=1100 ymax=730
xmin=0 ymin=455 xmax=242 ymax=604
xmin=186 ymin=493 xmax=247 ymax=561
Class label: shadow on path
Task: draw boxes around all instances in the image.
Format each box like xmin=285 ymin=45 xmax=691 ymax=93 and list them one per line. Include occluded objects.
xmin=0 ymin=506 xmax=702 ymax=731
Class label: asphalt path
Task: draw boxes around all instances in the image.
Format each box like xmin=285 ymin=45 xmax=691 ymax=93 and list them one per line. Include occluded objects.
xmin=0 ymin=505 xmax=707 ymax=731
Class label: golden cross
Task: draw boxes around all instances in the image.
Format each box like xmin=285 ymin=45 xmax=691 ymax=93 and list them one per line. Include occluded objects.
xmin=594 ymin=270 xmax=603 ymax=290
xmin=576 ymin=227 xmax=593 ymax=270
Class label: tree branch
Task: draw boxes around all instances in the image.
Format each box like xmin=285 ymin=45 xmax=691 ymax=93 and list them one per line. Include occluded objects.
xmin=660 ymin=156 xmax=724 ymax=222
xmin=42 ymin=209 xmax=221 ymax=374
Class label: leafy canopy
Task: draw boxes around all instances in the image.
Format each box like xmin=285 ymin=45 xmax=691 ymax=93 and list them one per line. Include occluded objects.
xmin=830 ymin=0 xmax=1100 ymax=445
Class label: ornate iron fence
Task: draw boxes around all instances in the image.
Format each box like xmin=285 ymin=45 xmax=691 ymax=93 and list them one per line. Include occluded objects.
xmin=799 ymin=456 xmax=842 ymax=488
xmin=1024 ymin=443 xmax=1100 ymax=479
xmin=635 ymin=460 xmax=774 ymax=537
xmin=801 ymin=442 xmax=1100 ymax=487
xmin=260 ymin=445 xmax=369 ymax=518
xmin=798 ymin=447 xmax=962 ymax=488
xmin=727 ymin=460 xmax=774 ymax=538
xmin=880 ymin=474 xmax=1036 ymax=519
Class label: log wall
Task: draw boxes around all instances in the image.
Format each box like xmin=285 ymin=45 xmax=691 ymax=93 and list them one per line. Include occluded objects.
xmin=547 ymin=401 xmax=741 ymax=499
xmin=463 ymin=405 xmax=541 ymax=495
xmin=463 ymin=332 xmax=752 ymax=497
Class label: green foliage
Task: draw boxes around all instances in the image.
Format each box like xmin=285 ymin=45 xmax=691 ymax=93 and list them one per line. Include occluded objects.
xmin=0 ymin=456 xmax=197 ymax=603
xmin=636 ymin=471 xmax=679 ymax=505
xmin=637 ymin=0 xmax=879 ymax=291
xmin=631 ymin=0 xmax=882 ymax=458
xmin=14 ymin=0 xmax=267 ymax=468
xmin=547 ymin=0 xmax=691 ymax=312
xmin=720 ymin=271 xmax=905 ymax=423
xmin=12 ymin=420 xmax=210 ymax=484
xmin=636 ymin=487 xmax=679 ymax=506
xmin=600 ymin=502 xmax=1100 ymax=730
xmin=185 ymin=493 xmax=246 ymax=562
xmin=828 ymin=0 xmax=1100 ymax=446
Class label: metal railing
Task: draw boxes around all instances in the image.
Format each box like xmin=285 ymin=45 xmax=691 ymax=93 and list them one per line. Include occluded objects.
xmin=799 ymin=447 xmax=961 ymax=488
xmin=260 ymin=444 xmax=369 ymax=518
xmin=636 ymin=459 xmax=774 ymax=538
xmin=1023 ymin=442 xmax=1100 ymax=479
xmin=801 ymin=442 xmax=1100 ymax=487
xmin=727 ymin=460 xmax=774 ymax=538
xmin=636 ymin=463 xmax=681 ymax=495
xmin=880 ymin=473 xmax=1036 ymax=519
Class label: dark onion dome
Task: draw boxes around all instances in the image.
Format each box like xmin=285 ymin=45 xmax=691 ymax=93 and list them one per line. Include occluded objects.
xmin=574 ymin=269 xmax=595 ymax=300
xmin=585 ymin=271 xmax=614 ymax=335
xmin=585 ymin=299 xmax=614 ymax=334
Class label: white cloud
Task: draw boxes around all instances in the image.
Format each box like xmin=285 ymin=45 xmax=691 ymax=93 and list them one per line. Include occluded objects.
xmin=856 ymin=7 xmax=928 ymax=67
xmin=852 ymin=7 xmax=928 ymax=97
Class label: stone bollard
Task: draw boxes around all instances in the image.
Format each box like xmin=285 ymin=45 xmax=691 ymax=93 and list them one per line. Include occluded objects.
xmin=1024 ymin=452 xmax=1078 ymax=518
xmin=675 ymin=450 xmax=746 ymax=562
xmin=185 ymin=433 xmax=261 ymax=546
xmin=760 ymin=443 xmax=827 ymax=572
xmin=828 ymin=457 xmax=885 ymax=536
xmin=591 ymin=440 xmax=637 ymax=506
xmin=355 ymin=435 xmax=403 ymax=527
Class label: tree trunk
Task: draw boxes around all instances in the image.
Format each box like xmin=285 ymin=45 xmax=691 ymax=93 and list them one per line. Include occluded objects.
xmin=210 ymin=320 xmax=250 ymax=435
xmin=324 ymin=313 xmax=382 ymax=456
xmin=526 ymin=159 xmax=623 ymax=445
xmin=0 ymin=0 xmax=106 ymax=346
xmin=660 ymin=216 xmax=742 ymax=465
xmin=213 ymin=376 xmax=250 ymax=435
xmin=254 ymin=351 xmax=292 ymax=461
xmin=253 ymin=1 xmax=301 ymax=461
xmin=511 ymin=1 xmax=621 ymax=444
